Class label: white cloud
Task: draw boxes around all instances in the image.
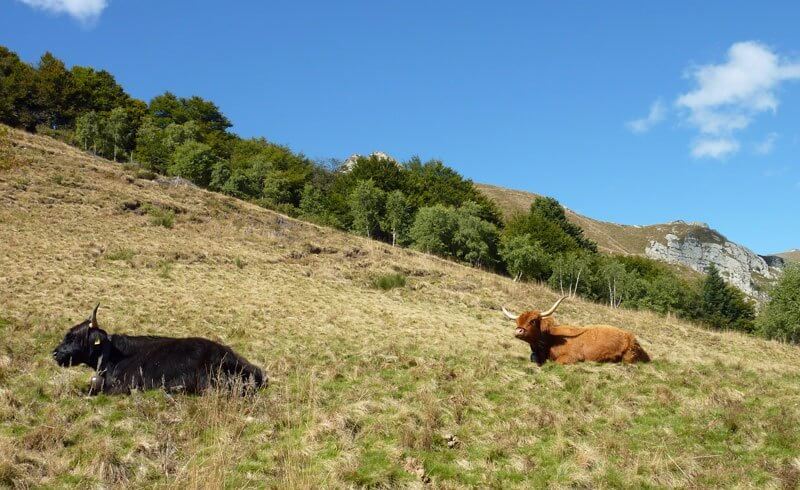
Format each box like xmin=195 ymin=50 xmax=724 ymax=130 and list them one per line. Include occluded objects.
xmin=626 ymin=99 xmax=666 ymax=133
xmin=676 ymin=41 xmax=800 ymax=159
xmin=16 ymin=0 xmax=108 ymax=22
xmin=755 ymin=132 xmax=779 ymax=155
xmin=691 ymin=138 xmax=740 ymax=159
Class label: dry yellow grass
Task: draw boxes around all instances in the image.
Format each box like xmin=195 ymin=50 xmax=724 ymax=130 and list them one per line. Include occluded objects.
xmin=2 ymin=126 xmax=800 ymax=488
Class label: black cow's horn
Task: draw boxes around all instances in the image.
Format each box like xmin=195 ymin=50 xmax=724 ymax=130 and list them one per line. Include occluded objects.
xmin=89 ymin=303 xmax=100 ymax=328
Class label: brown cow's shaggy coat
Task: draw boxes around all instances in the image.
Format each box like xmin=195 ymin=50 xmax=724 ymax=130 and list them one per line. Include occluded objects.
xmin=503 ymin=297 xmax=650 ymax=365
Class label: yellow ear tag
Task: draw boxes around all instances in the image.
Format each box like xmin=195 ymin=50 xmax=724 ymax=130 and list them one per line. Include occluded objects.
xmin=94 ymin=338 xmax=101 ymax=346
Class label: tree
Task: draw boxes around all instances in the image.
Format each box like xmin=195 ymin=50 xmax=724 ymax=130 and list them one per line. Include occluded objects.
xmin=382 ymin=190 xmax=411 ymax=246
xmin=504 ymin=211 xmax=580 ymax=255
xmin=549 ymin=251 xmax=592 ymax=298
xmin=262 ymin=173 xmax=293 ymax=206
xmin=756 ymin=265 xmax=800 ymax=343
xmin=403 ymin=158 xmax=501 ymax=225
xmin=699 ymin=264 xmax=755 ymax=332
xmin=169 ymin=141 xmax=216 ymax=186
xmin=74 ymin=111 xmax=101 ymax=153
xmin=134 ymin=117 xmax=170 ymax=172
xmin=34 ymin=52 xmax=73 ymax=129
xmin=530 ymin=197 xmax=597 ymax=252
xmin=209 ymin=161 xmax=232 ymax=192
xmin=499 ymin=234 xmax=551 ymax=282
xmin=0 ymin=47 xmax=39 ymax=130
xmin=597 ymin=258 xmax=640 ymax=309
xmin=453 ymin=206 xmax=499 ymax=268
xmin=348 ymin=179 xmax=385 ymax=238
xmin=410 ymin=205 xmax=459 ymax=257
xmin=163 ymin=121 xmax=200 ymax=151
xmin=105 ymin=107 xmax=135 ymax=161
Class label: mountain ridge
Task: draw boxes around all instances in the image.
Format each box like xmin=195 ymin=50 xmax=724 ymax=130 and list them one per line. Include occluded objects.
xmin=475 ymin=183 xmax=788 ymax=299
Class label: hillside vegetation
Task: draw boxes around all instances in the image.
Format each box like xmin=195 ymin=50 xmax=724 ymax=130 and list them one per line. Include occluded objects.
xmin=2 ymin=128 xmax=800 ymax=488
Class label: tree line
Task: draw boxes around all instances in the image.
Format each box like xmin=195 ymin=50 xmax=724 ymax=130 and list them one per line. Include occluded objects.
xmin=2 ymin=45 xmax=797 ymax=342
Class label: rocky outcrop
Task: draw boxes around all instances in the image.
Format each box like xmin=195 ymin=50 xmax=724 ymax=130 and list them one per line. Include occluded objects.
xmin=645 ymin=230 xmax=784 ymax=301
xmin=341 ymin=151 xmax=396 ymax=172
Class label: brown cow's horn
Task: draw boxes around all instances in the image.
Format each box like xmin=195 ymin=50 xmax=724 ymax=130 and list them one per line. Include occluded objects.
xmin=541 ymin=296 xmax=566 ymax=318
xmin=89 ymin=303 xmax=100 ymax=328
xmin=501 ymin=307 xmax=519 ymax=321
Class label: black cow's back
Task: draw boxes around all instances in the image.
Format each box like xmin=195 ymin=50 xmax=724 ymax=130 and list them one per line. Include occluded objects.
xmin=101 ymin=335 xmax=265 ymax=394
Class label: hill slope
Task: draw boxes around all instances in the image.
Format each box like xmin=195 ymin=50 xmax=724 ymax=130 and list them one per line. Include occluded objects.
xmin=477 ymin=183 xmax=786 ymax=299
xmin=2 ymin=128 xmax=800 ymax=488
xmin=779 ymin=250 xmax=800 ymax=263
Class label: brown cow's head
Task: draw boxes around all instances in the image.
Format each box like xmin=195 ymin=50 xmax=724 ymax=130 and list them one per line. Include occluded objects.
xmin=501 ymin=296 xmax=566 ymax=343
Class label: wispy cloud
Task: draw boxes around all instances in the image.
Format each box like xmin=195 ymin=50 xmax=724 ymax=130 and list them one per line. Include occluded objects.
xmin=690 ymin=138 xmax=739 ymax=159
xmin=755 ymin=132 xmax=779 ymax=155
xmin=677 ymin=41 xmax=800 ymax=159
xmin=626 ymin=99 xmax=666 ymax=133
xmin=763 ymin=165 xmax=790 ymax=177
xmin=16 ymin=0 xmax=108 ymax=23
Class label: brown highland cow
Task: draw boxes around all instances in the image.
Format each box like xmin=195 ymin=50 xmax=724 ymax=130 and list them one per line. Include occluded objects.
xmin=502 ymin=297 xmax=650 ymax=365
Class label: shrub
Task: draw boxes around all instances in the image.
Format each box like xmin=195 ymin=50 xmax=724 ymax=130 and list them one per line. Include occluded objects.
xmin=372 ymin=273 xmax=406 ymax=290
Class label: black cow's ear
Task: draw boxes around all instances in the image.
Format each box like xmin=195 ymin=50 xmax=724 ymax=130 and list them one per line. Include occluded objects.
xmin=88 ymin=303 xmax=100 ymax=329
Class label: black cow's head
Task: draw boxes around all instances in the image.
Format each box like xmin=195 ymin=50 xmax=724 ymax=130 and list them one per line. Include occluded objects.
xmin=52 ymin=303 xmax=110 ymax=368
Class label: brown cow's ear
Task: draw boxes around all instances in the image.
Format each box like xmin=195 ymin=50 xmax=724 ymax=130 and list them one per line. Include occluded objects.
xmin=88 ymin=303 xmax=100 ymax=329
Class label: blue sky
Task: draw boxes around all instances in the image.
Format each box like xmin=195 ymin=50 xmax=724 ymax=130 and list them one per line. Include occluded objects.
xmin=2 ymin=1 xmax=799 ymax=254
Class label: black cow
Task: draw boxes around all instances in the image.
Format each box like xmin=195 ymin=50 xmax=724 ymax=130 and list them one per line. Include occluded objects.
xmin=52 ymin=304 xmax=266 ymax=395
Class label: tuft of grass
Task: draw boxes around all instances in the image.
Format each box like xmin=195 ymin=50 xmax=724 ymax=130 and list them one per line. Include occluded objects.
xmin=157 ymin=259 xmax=174 ymax=279
xmin=234 ymin=257 xmax=245 ymax=269
xmin=105 ymin=248 xmax=136 ymax=262
xmin=372 ymin=273 xmax=407 ymax=290
xmin=142 ymin=204 xmax=175 ymax=229
xmin=11 ymin=178 xmax=29 ymax=191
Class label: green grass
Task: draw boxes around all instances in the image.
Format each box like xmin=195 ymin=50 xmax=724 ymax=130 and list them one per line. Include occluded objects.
xmin=142 ymin=204 xmax=175 ymax=229
xmin=372 ymin=273 xmax=407 ymax=290
xmin=105 ymin=248 xmax=136 ymax=262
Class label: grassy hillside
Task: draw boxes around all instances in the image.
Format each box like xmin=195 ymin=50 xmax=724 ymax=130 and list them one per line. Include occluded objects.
xmin=2 ymin=127 xmax=800 ymax=488
xmin=779 ymin=250 xmax=800 ymax=263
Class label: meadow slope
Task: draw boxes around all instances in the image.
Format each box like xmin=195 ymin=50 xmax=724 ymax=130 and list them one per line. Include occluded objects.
xmin=1 ymin=127 xmax=800 ymax=488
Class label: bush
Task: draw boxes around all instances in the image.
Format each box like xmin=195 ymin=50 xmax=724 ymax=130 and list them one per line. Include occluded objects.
xmin=372 ymin=273 xmax=406 ymax=290
xmin=756 ymin=265 xmax=800 ymax=343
